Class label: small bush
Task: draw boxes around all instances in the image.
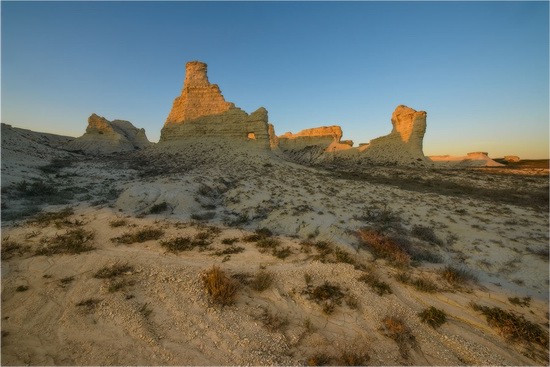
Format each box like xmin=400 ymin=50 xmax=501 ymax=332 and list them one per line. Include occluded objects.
xmin=76 ymin=298 xmax=102 ymax=312
xmin=29 ymin=207 xmax=74 ymax=226
xmin=221 ymin=237 xmax=239 ymax=245
xmin=441 ymin=265 xmax=477 ymax=285
xmin=160 ymin=236 xmax=193 ymax=252
xmin=397 ymin=273 xmax=439 ymax=293
xmin=243 ymin=228 xmax=273 ymax=242
xmin=411 ymin=225 xmax=443 ymax=245
xmin=357 ymin=229 xmax=410 ymax=267
xmin=358 ymin=272 xmax=392 ymax=296
xmin=213 ymin=246 xmax=245 ymax=256
xmin=202 ymin=266 xmax=238 ymax=306
xmin=149 ymin=202 xmax=168 ymax=214
xmin=59 ymin=276 xmax=75 ymax=287
xmin=250 ymin=271 xmax=274 ymax=291
xmin=1 ymin=239 xmax=30 ymax=260
xmin=259 ymin=308 xmax=288 ymax=332
xmin=381 ymin=315 xmax=415 ymax=358
xmin=94 ymin=263 xmax=134 ymax=279
xmin=304 ymin=281 xmax=345 ymax=315
xmin=306 ymin=354 xmax=332 ymax=366
xmin=418 ymin=306 xmax=447 ymax=328
xmin=111 ymin=228 xmax=164 ymax=244
xmin=35 ymin=228 xmax=95 ymax=256
xmin=191 ymin=211 xmax=216 ymax=221
xmin=272 ymin=246 xmax=292 ymax=259
xmin=109 ymin=218 xmax=127 ymax=228
xmin=139 ymin=303 xmax=153 ymax=318
xmin=16 ymin=285 xmax=29 ymax=292
xmin=508 ymin=296 xmax=531 ymax=307
xmin=337 ymin=351 xmax=370 ymax=366
xmin=256 ymin=238 xmax=280 ymax=249
xmin=471 ymin=303 xmax=549 ymax=346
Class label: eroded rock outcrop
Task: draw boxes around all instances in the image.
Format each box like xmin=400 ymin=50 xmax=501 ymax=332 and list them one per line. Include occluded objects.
xmin=160 ymin=61 xmax=270 ymax=149
xmin=428 ymin=152 xmax=504 ymax=167
xmin=65 ymin=113 xmax=151 ymax=155
xmin=360 ymin=105 xmax=427 ymax=165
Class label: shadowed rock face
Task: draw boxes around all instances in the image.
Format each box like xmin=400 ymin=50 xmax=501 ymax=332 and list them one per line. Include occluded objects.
xmin=159 ymin=61 xmax=270 ymax=149
xmin=65 ymin=114 xmax=151 ymax=155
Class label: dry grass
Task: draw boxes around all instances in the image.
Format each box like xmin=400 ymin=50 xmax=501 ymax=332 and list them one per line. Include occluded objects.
xmin=381 ymin=315 xmax=416 ymax=358
xmin=358 ymin=272 xmax=392 ymax=296
xmin=304 ymin=281 xmax=345 ymax=314
xmin=418 ymin=306 xmax=447 ymax=328
xmin=411 ymin=225 xmax=443 ymax=245
xmin=94 ymin=263 xmax=134 ymax=279
xmin=471 ymin=303 xmax=548 ymax=347
xmin=111 ymin=228 xmax=164 ymax=244
xmin=250 ymin=270 xmax=274 ymax=291
xmin=441 ymin=265 xmax=477 ymax=285
xmin=28 ymin=207 xmax=74 ymax=227
xmin=109 ymin=218 xmax=127 ymax=228
xmin=357 ymin=229 xmax=411 ymax=267
xmin=34 ymin=228 xmax=95 ymax=256
xmin=396 ymin=273 xmax=439 ymax=293
xmin=202 ymin=266 xmax=238 ymax=306
xmin=1 ymin=238 xmax=30 ymax=260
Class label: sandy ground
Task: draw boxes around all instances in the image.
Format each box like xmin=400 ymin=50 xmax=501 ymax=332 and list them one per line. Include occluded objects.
xmin=1 ymin=125 xmax=549 ymax=365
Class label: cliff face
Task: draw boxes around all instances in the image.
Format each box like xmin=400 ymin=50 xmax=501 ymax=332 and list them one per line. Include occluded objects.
xmin=159 ymin=61 xmax=270 ymax=149
xmin=65 ymin=114 xmax=151 ymax=155
xmin=277 ymin=126 xmax=351 ymax=151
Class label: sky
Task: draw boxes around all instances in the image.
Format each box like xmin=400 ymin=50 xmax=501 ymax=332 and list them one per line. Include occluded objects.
xmin=2 ymin=1 xmax=549 ymax=159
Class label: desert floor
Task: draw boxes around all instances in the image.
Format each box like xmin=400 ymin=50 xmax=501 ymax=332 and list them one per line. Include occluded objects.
xmin=1 ymin=126 xmax=549 ymax=365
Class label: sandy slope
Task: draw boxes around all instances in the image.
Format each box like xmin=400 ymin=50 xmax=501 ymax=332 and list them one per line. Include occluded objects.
xmin=1 ymin=128 xmax=549 ymax=365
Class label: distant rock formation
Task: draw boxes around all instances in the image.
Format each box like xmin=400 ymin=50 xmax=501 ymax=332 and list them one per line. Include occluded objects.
xmin=275 ymin=105 xmax=428 ymax=166
xmin=504 ymin=155 xmax=520 ymax=162
xmin=360 ymin=105 xmax=427 ymax=165
xmin=429 ymin=152 xmax=504 ymax=167
xmin=160 ymin=61 xmax=270 ymax=149
xmin=65 ymin=113 xmax=151 ymax=155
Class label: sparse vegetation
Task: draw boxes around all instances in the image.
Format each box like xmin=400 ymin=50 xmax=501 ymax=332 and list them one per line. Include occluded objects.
xmin=16 ymin=285 xmax=29 ymax=292
xmin=111 ymin=228 xmax=164 ymax=244
xmin=272 ymin=246 xmax=292 ymax=259
xmin=250 ymin=270 xmax=274 ymax=291
xmin=418 ymin=306 xmax=447 ymax=328
xmin=202 ymin=266 xmax=238 ymax=306
xmin=357 ymin=229 xmax=411 ymax=267
xmin=139 ymin=303 xmax=153 ymax=318
xmin=508 ymin=296 xmax=531 ymax=307
xmin=160 ymin=236 xmax=194 ymax=252
xmin=94 ymin=263 xmax=134 ymax=279
xmin=358 ymin=272 xmax=392 ymax=296
xmin=396 ymin=272 xmax=439 ymax=293
xmin=1 ymin=238 xmax=30 ymax=260
xmin=76 ymin=298 xmax=102 ymax=312
xmin=59 ymin=276 xmax=75 ymax=287
xmin=213 ymin=246 xmax=245 ymax=256
xmin=303 ymin=281 xmax=345 ymax=314
xmin=149 ymin=202 xmax=169 ymax=214
xmin=259 ymin=308 xmax=288 ymax=332
xmin=221 ymin=237 xmax=239 ymax=245
xmin=109 ymin=218 xmax=127 ymax=228
xmin=441 ymin=265 xmax=477 ymax=285
xmin=35 ymin=228 xmax=95 ymax=256
xmin=29 ymin=207 xmax=74 ymax=226
xmin=381 ymin=315 xmax=416 ymax=358
xmin=411 ymin=225 xmax=443 ymax=245
xmin=471 ymin=303 xmax=549 ymax=346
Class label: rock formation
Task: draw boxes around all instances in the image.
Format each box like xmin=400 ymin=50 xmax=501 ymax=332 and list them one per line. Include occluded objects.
xmin=428 ymin=152 xmax=504 ymax=167
xmin=160 ymin=61 xmax=270 ymax=149
xmin=504 ymin=155 xmax=520 ymax=162
xmin=275 ymin=105 xmax=428 ymax=166
xmin=359 ymin=105 xmax=427 ymax=165
xmin=65 ymin=113 xmax=151 ymax=155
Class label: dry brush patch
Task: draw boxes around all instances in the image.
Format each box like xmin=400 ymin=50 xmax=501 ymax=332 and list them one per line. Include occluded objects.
xmin=471 ymin=303 xmax=549 ymax=347
xmin=381 ymin=315 xmax=416 ymax=359
xmin=34 ymin=228 xmax=95 ymax=256
xmin=111 ymin=227 xmax=164 ymax=244
xmin=357 ymin=229 xmax=411 ymax=267
xmin=418 ymin=306 xmax=447 ymax=328
xmin=202 ymin=266 xmax=239 ymax=306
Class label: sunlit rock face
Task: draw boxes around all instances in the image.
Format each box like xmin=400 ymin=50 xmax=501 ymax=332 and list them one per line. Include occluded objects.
xmin=160 ymin=61 xmax=270 ymax=149
xmin=65 ymin=113 xmax=151 ymax=155
xmin=278 ymin=126 xmax=344 ymax=151
xmin=360 ymin=105 xmax=427 ymax=165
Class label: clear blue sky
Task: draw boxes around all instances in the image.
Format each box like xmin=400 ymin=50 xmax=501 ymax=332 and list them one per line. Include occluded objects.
xmin=2 ymin=1 xmax=548 ymax=158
